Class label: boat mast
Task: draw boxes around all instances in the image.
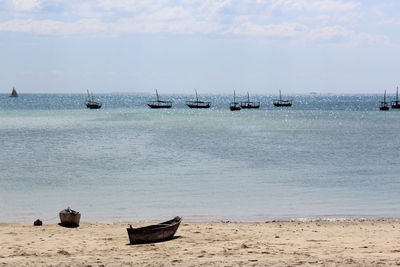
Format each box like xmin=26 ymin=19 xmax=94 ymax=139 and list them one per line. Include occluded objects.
xmin=384 ymin=90 xmax=387 ymax=102
xmin=279 ymin=90 xmax=282 ymax=101
xmin=234 ymin=90 xmax=236 ymax=102
xmin=397 ymin=87 xmax=399 ymax=102
xmin=155 ymin=89 xmax=159 ymax=102
xmin=247 ymin=92 xmax=250 ymax=102
xmin=195 ymin=89 xmax=198 ymax=102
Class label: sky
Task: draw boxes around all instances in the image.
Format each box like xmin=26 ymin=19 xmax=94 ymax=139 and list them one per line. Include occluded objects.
xmin=0 ymin=0 xmax=399 ymax=94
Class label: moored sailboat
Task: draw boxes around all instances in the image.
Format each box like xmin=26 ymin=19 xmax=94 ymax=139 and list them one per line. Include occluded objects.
xmin=229 ymin=90 xmax=241 ymax=111
xmin=186 ymin=89 xmax=211 ymax=109
xmin=273 ymin=90 xmax=292 ymax=107
xmin=147 ymin=89 xmax=172 ymax=109
xmin=9 ymin=87 xmax=18 ymax=97
xmin=86 ymin=90 xmax=102 ymax=109
xmin=240 ymin=92 xmax=260 ymax=109
xmin=379 ymin=90 xmax=389 ymax=111
xmin=391 ymin=86 xmax=400 ymax=109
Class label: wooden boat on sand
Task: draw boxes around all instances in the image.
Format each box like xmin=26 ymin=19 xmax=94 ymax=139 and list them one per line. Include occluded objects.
xmin=127 ymin=216 xmax=182 ymax=244
xmin=59 ymin=207 xmax=81 ymax=227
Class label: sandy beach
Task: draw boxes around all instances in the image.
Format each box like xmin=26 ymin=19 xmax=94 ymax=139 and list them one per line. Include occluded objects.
xmin=1 ymin=220 xmax=400 ymax=266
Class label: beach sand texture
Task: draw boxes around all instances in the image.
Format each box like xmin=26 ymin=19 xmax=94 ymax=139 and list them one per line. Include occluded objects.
xmin=1 ymin=221 xmax=400 ymax=266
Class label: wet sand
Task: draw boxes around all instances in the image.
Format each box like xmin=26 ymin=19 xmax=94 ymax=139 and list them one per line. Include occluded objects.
xmin=1 ymin=220 xmax=400 ymax=266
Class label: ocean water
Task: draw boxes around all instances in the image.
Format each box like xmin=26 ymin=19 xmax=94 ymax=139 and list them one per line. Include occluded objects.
xmin=0 ymin=93 xmax=399 ymax=222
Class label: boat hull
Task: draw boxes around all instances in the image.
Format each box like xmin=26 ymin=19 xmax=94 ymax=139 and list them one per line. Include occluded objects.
xmin=380 ymin=106 xmax=389 ymax=111
xmin=273 ymin=103 xmax=292 ymax=107
xmin=147 ymin=104 xmax=172 ymax=109
xmin=86 ymin=104 xmax=102 ymax=109
xmin=59 ymin=209 xmax=81 ymax=227
xmin=186 ymin=104 xmax=211 ymax=109
xmin=127 ymin=217 xmax=182 ymax=244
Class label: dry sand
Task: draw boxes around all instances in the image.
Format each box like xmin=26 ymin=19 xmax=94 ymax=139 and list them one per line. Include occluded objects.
xmin=1 ymin=220 xmax=400 ymax=266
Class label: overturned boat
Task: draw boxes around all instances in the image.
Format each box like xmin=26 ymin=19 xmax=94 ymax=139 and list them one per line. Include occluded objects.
xmin=127 ymin=216 xmax=182 ymax=244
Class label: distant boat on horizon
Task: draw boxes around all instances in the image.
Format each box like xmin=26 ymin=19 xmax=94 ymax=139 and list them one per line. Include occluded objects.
xmin=273 ymin=90 xmax=292 ymax=107
xmin=85 ymin=90 xmax=102 ymax=109
xmin=229 ymin=90 xmax=241 ymax=111
xmin=391 ymin=86 xmax=400 ymax=109
xmin=379 ymin=90 xmax=389 ymax=111
xmin=240 ymin=92 xmax=260 ymax=109
xmin=147 ymin=89 xmax=172 ymax=109
xmin=9 ymin=87 xmax=18 ymax=97
xmin=186 ymin=89 xmax=211 ymax=109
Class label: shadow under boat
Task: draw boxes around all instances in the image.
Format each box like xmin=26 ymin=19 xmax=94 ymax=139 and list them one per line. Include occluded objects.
xmin=127 ymin=216 xmax=182 ymax=245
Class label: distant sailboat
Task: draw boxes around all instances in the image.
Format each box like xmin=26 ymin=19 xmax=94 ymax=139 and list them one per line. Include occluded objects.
xmin=240 ymin=92 xmax=260 ymax=109
xmin=85 ymin=90 xmax=102 ymax=109
xmin=9 ymin=87 xmax=18 ymax=97
xmin=229 ymin=91 xmax=241 ymax=111
xmin=273 ymin=90 xmax=292 ymax=107
xmin=147 ymin=89 xmax=172 ymax=109
xmin=186 ymin=89 xmax=211 ymax=109
xmin=391 ymin=86 xmax=400 ymax=109
xmin=379 ymin=90 xmax=389 ymax=111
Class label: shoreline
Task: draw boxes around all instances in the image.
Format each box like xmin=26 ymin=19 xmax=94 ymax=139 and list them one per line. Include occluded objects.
xmin=1 ymin=220 xmax=400 ymax=266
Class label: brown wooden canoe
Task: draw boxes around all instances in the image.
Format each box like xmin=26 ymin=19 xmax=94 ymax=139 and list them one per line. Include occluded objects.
xmin=59 ymin=208 xmax=81 ymax=227
xmin=127 ymin=216 xmax=182 ymax=244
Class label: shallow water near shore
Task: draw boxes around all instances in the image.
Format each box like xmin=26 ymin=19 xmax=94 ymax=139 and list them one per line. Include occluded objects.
xmin=0 ymin=94 xmax=399 ymax=222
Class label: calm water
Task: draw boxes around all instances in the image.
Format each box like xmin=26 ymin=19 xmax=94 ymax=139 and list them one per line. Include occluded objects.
xmin=0 ymin=94 xmax=399 ymax=222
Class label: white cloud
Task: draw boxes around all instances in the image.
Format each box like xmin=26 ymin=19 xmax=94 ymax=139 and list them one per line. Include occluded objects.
xmin=5 ymin=0 xmax=42 ymax=11
xmin=0 ymin=0 xmax=395 ymax=48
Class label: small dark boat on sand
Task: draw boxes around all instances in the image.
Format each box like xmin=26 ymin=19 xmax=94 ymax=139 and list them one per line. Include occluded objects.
xmin=127 ymin=216 xmax=182 ymax=244
xmin=186 ymin=89 xmax=211 ymax=109
xmin=59 ymin=207 xmax=81 ymax=227
xmin=147 ymin=89 xmax=172 ymax=109
xmin=380 ymin=90 xmax=389 ymax=111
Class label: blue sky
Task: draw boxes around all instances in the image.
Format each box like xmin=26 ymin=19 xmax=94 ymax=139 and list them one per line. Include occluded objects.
xmin=0 ymin=0 xmax=399 ymax=94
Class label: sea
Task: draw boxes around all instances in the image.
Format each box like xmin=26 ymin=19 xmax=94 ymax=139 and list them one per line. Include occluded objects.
xmin=0 ymin=93 xmax=399 ymax=223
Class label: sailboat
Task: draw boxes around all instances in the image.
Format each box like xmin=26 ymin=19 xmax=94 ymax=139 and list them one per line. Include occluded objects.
xmin=391 ymin=86 xmax=400 ymax=109
xmin=9 ymin=87 xmax=18 ymax=97
xmin=229 ymin=90 xmax=241 ymax=111
xmin=240 ymin=92 xmax=260 ymax=109
xmin=186 ymin=89 xmax=211 ymax=109
xmin=273 ymin=90 xmax=292 ymax=107
xmin=147 ymin=89 xmax=172 ymax=109
xmin=85 ymin=90 xmax=102 ymax=109
xmin=379 ymin=90 xmax=389 ymax=111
